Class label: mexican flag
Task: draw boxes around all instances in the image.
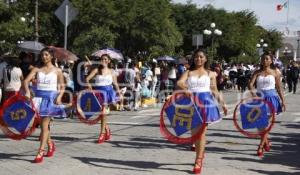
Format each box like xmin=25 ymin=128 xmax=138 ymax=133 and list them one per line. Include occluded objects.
xmin=277 ymin=1 xmax=288 ymax=11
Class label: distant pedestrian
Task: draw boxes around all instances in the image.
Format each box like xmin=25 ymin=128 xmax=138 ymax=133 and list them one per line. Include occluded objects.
xmin=287 ymin=61 xmax=299 ymax=94
xmin=1 ymin=57 xmax=23 ymax=101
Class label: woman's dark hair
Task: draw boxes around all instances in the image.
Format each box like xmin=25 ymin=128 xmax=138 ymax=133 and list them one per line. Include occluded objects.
xmin=40 ymin=47 xmax=56 ymax=65
xmin=259 ymin=52 xmax=275 ymax=70
xmin=40 ymin=47 xmax=55 ymax=58
xmin=98 ymin=54 xmax=112 ymax=74
xmin=189 ymin=48 xmax=209 ymax=70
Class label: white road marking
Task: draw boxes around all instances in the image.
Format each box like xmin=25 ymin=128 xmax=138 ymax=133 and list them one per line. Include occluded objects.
xmin=131 ymin=114 xmax=159 ymax=119
xmin=292 ymin=117 xmax=300 ymax=122
xmin=107 ymin=121 xmax=141 ymax=125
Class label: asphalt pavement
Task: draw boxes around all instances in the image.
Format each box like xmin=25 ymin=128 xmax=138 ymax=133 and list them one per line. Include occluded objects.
xmin=0 ymin=88 xmax=299 ymax=175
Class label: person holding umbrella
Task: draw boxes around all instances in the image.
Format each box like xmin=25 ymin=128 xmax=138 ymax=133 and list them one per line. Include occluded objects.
xmin=86 ymin=54 xmax=121 ymax=144
xmin=23 ymin=47 xmax=65 ymax=163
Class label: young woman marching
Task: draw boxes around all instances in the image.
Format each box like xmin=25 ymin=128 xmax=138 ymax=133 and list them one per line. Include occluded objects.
xmin=248 ymin=52 xmax=286 ymax=157
xmin=86 ymin=54 xmax=121 ymax=144
xmin=24 ymin=47 xmax=65 ymax=163
xmin=177 ymin=49 xmax=227 ymax=174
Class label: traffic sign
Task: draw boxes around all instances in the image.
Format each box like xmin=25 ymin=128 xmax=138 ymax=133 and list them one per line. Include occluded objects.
xmin=55 ymin=0 xmax=78 ymax=27
xmin=192 ymin=34 xmax=203 ymax=48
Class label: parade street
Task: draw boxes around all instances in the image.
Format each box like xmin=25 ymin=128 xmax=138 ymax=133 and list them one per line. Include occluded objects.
xmin=0 ymin=89 xmax=299 ymax=175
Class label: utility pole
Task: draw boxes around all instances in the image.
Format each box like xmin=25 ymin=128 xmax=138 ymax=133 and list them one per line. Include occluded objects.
xmin=34 ymin=0 xmax=39 ymax=41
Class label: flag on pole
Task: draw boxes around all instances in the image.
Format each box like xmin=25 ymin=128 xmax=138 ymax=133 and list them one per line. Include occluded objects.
xmin=277 ymin=1 xmax=288 ymax=11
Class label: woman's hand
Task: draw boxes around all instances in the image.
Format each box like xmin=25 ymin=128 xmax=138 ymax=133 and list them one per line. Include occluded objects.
xmin=222 ymin=105 xmax=228 ymax=116
xmin=55 ymin=96 xmax=62 ymax=105
xmin=87 ymin=84 xmax=93 ymax=91
xmin=25 ymin=91 xmax=31 ymax=99
xmin=117 ymin=91 xmax=123 ymax=99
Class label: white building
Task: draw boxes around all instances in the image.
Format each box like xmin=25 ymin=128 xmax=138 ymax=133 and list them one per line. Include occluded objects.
xmin=281 ymin=30 xmax=300 ymax=61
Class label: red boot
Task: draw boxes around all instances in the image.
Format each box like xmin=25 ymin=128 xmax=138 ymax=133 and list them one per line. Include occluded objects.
xmin=46 ymin=141 xmax=55 ymax=157
xmin=97 ymin=133 xmax=106 ymax=144
xmin=193 ymin=157 xmax=203 ymax=174
xmin=33 ymin=149 xmax=45 ymax=163
xmin=257 ymin=145 xmax=264 ymax=157
xmin=105 ymin=126 xmax=111 ymax=141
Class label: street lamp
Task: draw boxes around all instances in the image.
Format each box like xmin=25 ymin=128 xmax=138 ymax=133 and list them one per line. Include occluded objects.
xmin=256 ymin=39 xmax=268 ymax=56
xmin=297 ymin=39 xmax=300 ymax=59
xmin=20 ymin=17 xmax=26 ymax=22
xmin=203 ymin=22 xmax=222 ymax=60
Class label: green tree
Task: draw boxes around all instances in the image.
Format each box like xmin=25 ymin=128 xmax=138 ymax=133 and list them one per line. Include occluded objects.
xmin=114 ymin=0 xmax=182 ymax=59
xmin=0 ymin=0 xmax=33 ymax=55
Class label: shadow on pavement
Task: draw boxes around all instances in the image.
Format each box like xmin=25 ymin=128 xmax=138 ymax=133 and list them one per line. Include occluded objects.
xmin=248 ymin=169 xmax=297 ymax=175
xmin=0 ymin=152 xmax=33 ymax=162
xmin=73 ymin=156 xmax=192 ymax=174
xmin=221 ymin=129 xmax=300 ymax=174
xmin=108 ymin=136 xmax=191 ymax=151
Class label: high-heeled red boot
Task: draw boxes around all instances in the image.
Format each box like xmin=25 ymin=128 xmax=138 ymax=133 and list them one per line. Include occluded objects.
xmin=33 ymin=149 xmax=45 ymax=163
xmin=105 ymin=126 xmax=111 ymax=141
xmin=97 ymin=133 xmax=106 ymax=144
xmin=46 ymin=141 xmax=55 ymax=157
xmin=257 ymin=145 xmax=264 ymax=157
xmin=193 ymin=157 xmax=203 ymax=174
xmin=264 ymin=139 xmax=271 ymax=152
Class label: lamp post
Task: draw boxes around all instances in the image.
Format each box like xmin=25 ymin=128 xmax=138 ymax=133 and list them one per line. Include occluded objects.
xmin=203 ymin=22 xmax=222 ymax=60
xmin=34 ymin=0 xmax=39 ymax=41
xmin=297 ymin=39 xmax=300 ymax=59
xmin=256 ymin=39 xmax=268 ymax=56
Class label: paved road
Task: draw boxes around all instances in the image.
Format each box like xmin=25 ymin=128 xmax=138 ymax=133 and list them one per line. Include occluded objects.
xmin=0 ymin=89 xmax=299 ymax=175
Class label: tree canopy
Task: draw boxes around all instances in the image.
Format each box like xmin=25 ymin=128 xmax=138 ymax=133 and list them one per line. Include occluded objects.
xmin=0 ymin=0 xmax=283 ymax=63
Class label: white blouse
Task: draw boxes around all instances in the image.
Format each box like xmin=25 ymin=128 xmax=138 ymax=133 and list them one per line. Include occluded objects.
xmin=256 ymin=75 xmax=276 ymax=90
xmin=36 ymin=71 xmax=58 ymax=91
xmin=94 ymin=74 xmax=113 ymax=86
xmin=187 ymin=75 xmax=211 ymax=93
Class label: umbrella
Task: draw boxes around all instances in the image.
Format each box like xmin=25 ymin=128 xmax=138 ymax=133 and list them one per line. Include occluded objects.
xmin=48 ymin=46 xmax=79 ymax=61
xmin=177 ymin=58 xmax=188 ymax=64
xmin=157 ymin=55 xmax=175 ymax=61
xmin=17 ymin=41 xmax=45 ymax=54
xmin=91 ymin=48 xmax=123 ymax=60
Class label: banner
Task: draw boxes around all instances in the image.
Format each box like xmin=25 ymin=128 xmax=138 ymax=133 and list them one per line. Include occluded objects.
xmin=233 ymin=97 xmax=275 ymax=138
xmin=76 ymin=90 xmax=104 ymax=125
xmin=0 ymin=94 xmax=40 ymax=140
xmin=277 ymin=1 xmax=288 ymax=11
xmin=160 ymin=92 xmax=206 ymax=144
xmin=240 ymin=100 xmax=268 ymax=129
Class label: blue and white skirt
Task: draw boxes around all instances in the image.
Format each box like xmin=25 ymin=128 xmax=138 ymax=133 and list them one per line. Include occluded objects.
xmin=33 ymin=90 xmax=65 ymax=118
xmin=257 ymin=89 xmax=282 ymax=115
xmin=193 ymin=92 xmax=221 ymax=124
xmin=94 ymin=85 xmax=119 ymax=105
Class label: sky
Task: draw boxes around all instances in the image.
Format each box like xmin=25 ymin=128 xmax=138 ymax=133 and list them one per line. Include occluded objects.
xmin=172 ymin=0 xmax=300 ymax=32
